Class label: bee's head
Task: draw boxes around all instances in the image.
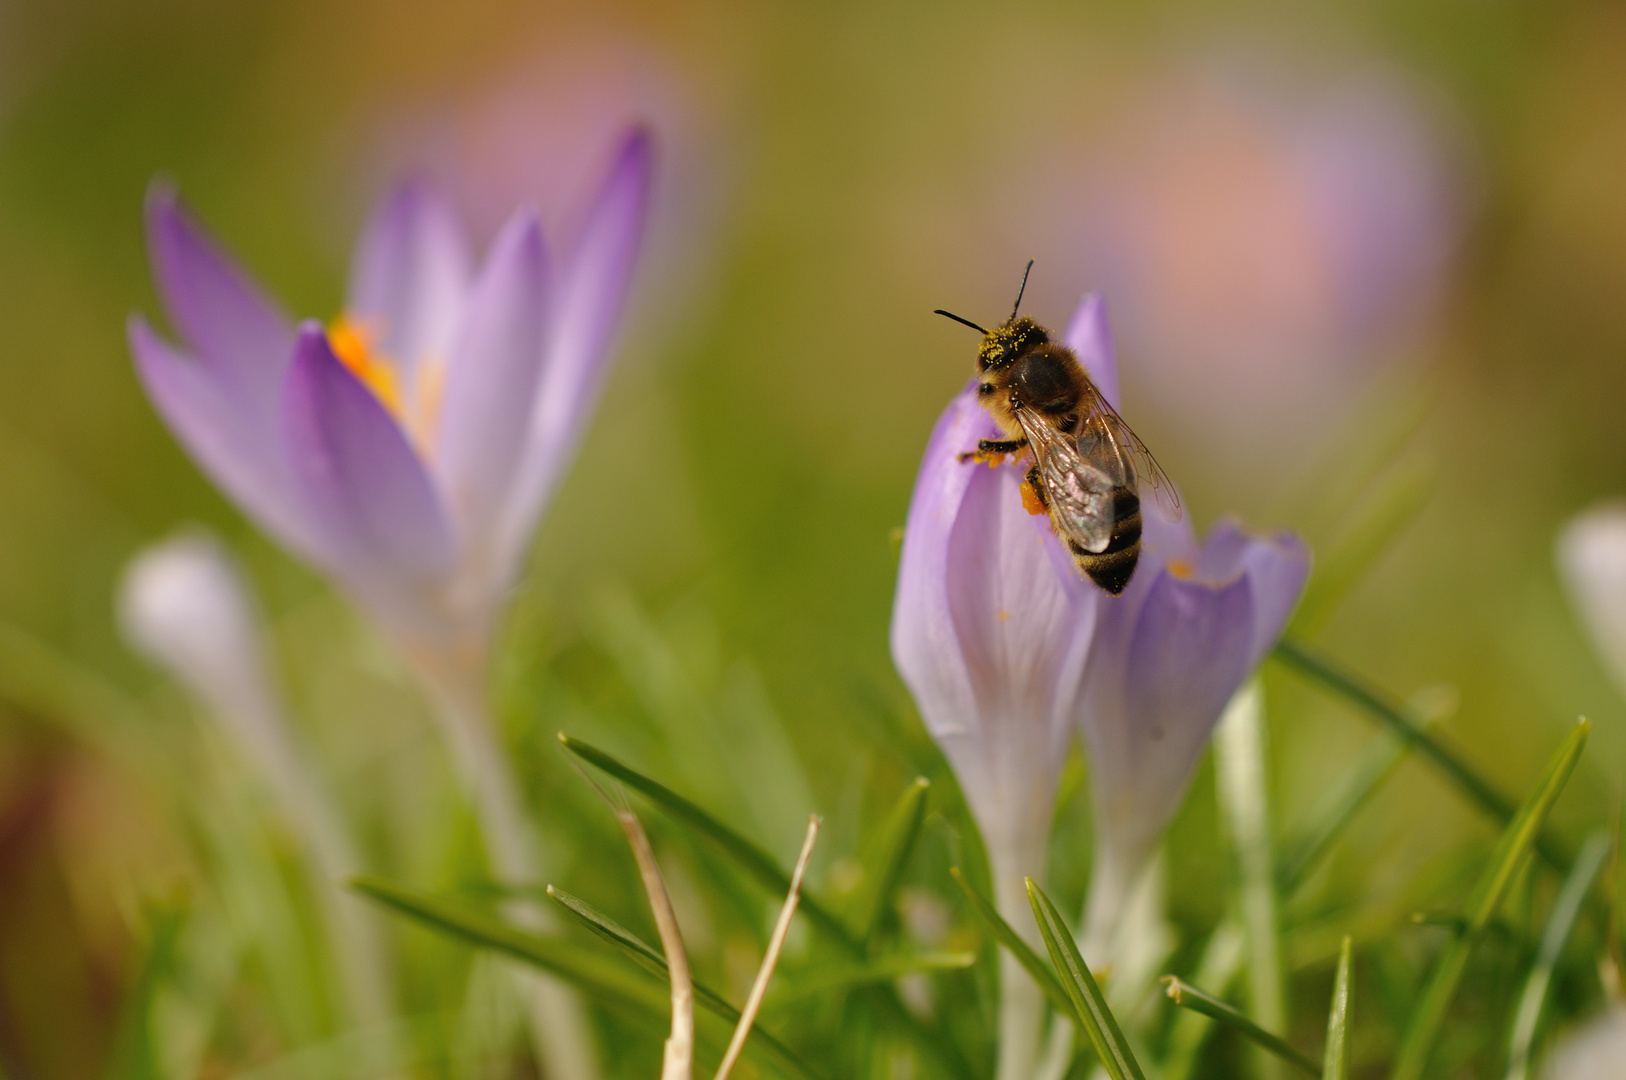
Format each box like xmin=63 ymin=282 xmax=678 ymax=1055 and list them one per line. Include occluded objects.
xmin=977 ymin=316 xmax=1048 ymax=371
xmin=934 ymin=259 xmax=1047 ymax=372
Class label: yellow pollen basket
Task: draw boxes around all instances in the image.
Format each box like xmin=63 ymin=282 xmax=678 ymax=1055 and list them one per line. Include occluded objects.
xmin=327 ymin=315 xmax=444 ymax=452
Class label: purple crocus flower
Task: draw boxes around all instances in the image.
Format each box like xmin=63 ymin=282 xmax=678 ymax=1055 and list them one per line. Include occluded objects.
xmin=130 ymin=128 xmax=653 ymax=663
xmin=891 ymin=297 xmax=1117 ymax=1080
xmin=1074 ymin=506 xmax=1309 ymax=956
xmin=893 ymin=292 xmax=1307 ymax=1077
xmin=130 ymin=130 xmax=650 ymax=1079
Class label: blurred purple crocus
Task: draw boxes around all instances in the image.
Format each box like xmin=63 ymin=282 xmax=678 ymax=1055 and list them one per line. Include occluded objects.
xmin=130 ymin=128 xmax=652 ymax=666
xmin=130 ymin=128 xmax=652 ymax=1080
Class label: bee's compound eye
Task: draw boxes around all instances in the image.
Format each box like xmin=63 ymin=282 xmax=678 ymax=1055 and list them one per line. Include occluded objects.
xmin=978 ymin=383 xmax=994 ymax=396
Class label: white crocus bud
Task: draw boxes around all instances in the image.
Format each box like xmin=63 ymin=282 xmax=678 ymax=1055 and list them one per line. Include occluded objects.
xmin=120 ymin=532 xmax=289 ymax=781
xmin=1545 ymin=1006 xmax=1626 ymax=1080
xmin=118 ymin=530 xmax=393 ymax=1025
xmin=1557 ymin=504 xmax=1626 ymax=700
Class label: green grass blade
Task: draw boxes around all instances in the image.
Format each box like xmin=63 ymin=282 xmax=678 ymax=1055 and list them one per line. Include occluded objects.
xmin=1505 ymin=831 xmax=1612 ymax=1080
xmin=559 ymin=734 xmax=851 ymax=946
xmin=1289 ymin=454 xmax=1435 ymax=635
xmin=105 ymin=902 xmax=186 ymax=1080
xmin=1027 ymin=879 xmax=1147 ymax=1080
xmin=949 ymin=867 xmax=1072 ymax=1016
xmin=1276 ymin=689 xmax=1451 ymax=895
xmin=846 ymin=777 xmax=930 ymax=944
xmin=354 ymin=875 xmax=668 ymax=1011
xmin=1160 ymin=918 xmax=1246 ymax=1080
xmin=768 ymin=952 xmax=976 ymax=1005
xmin=546 ymin=886 xmax=739 ymax=1020
xmin=1273 ymin=640 xmax=1544 ymax=846
xmin=560 ymin=736 xmax=979 ymax=1080
xmin=1391 ymin=719 xmax=1589 ymax=1080
xmin=1160 ymin=977 xmax=1320 ymax=1077
xmin=354 ymin=876 xmax=820 ymax=1080
xmin=1323 ymin=937 xmax=1352 ymax=1080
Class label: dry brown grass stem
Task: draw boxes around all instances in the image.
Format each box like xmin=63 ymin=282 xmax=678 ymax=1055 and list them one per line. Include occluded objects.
xmin=616 ymin=805 xmax=694 ymax=1080
xmin=714 ymin=815 xmax=822 ymax=1080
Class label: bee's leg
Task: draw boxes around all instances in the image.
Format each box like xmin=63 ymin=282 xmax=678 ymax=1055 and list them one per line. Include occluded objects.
xmin=958 ymin=437 xmax=1028 ymax=465
xmin=1020 ymin=463 xmax=1049 ymax=516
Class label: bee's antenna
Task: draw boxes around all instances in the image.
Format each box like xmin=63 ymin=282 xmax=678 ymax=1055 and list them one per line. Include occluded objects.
xmin=933 ymin=309 xmax=989 ymax=334
xmin=1011 ymin=259 xmax=1035 ymax=319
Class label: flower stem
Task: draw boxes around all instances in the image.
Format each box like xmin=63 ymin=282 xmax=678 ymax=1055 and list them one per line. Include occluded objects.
xmin=989 ymin=827 xmax=1048 ymax=1080
xmin=1214 ymin=681 xmax=1286 ymax=1080
xmin=242 ymin=697 xmax=396 ymax=1027
xmin=420 ymin=653 xmax=601 ymax=1080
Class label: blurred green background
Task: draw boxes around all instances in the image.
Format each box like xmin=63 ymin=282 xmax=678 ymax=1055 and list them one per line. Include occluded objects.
xmin=2 ymin=0 xmax=1626 ymax=1076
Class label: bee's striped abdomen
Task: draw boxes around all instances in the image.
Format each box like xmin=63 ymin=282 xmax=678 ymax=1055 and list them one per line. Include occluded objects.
xmin=1069 ymin=486 xmax=1142 ymax=595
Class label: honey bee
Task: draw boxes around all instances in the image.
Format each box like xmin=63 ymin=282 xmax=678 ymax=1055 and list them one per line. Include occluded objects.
xmin=937 ymin=264 xmax=1182 ymax=594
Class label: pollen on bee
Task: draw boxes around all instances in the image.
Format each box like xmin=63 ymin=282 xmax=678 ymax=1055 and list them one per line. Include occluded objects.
xmin=1019 ymin=480 xmax=1047 ymax=516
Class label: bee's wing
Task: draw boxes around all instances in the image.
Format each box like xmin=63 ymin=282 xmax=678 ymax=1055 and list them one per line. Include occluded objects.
xmin=1014 ymin=406 xmax=1118 ymax=554
xmin=1074 ymin=385 xmax=1183 ymax=523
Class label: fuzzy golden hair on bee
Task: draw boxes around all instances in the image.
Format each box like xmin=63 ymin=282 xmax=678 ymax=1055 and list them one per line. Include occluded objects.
xmin=934 ymin=262 xmax=1181 ymax=594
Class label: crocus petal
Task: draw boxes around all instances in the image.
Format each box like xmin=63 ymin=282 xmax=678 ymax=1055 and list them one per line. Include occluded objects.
xmin=493 ymin=126 xmax=655 ymax=579
xmin=1188 ymin=517 xmax=1311 ymax=666
xmin=893 ymin=383 xmax=1095 ymax=843
xmin=945 ymin=459 xmax=1096 ymax=811
xmin=892 ymin=388 xmax=992 ymax=750
xmin=1100 ymin=568 xmax=1255 ymax=869
xmin=145 ymin=184 xmax=295 ymax=412
xmin=435 ymin=210 xmax=550 ymax=545
xmin=282 ymin=324 xmax=455 ymax=580
xmin=1558 ymin=505 xmax=1626 ymax=697
xmin=346 ymin=179 xmax=473 ymax=377
xmin=130 ymin=317 xmax=320 ymax=559
xmin=1238 ymin=527 xmax=1312 ymax=667
xmin=1064 ymin=292 xmax=1120 ymax=410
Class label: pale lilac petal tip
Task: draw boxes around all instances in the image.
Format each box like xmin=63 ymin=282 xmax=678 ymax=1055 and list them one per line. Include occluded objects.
xmin=347 ymin=178 xmax=473 ymax=370
xmin=1063 ymin=292 xmax=1120 ymax=410
xmin=1238 ymin=527 xmax=1311 ymax=668
xmin=492 ymin=125 xmax=656 ymax=575
xmin=282 ymin=323 xmax=455 ymax=579
xmin=544 ymin=124 xmax=654 ymax=423
xmin=437 ymin=209 xmax=551 ymax=538
xmin=130 ymin=316 xmax=316 ymax=558
xmin=144 ymin=183 xmax=295 ymax=408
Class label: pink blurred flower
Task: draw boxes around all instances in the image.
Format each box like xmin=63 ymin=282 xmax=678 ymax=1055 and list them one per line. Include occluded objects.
xmin=1080 ymin=60 xmax=1464 ymax=468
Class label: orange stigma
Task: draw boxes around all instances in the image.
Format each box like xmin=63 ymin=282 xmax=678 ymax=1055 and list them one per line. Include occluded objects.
xmin=328 ymin=316 xmax=404 ymax=417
